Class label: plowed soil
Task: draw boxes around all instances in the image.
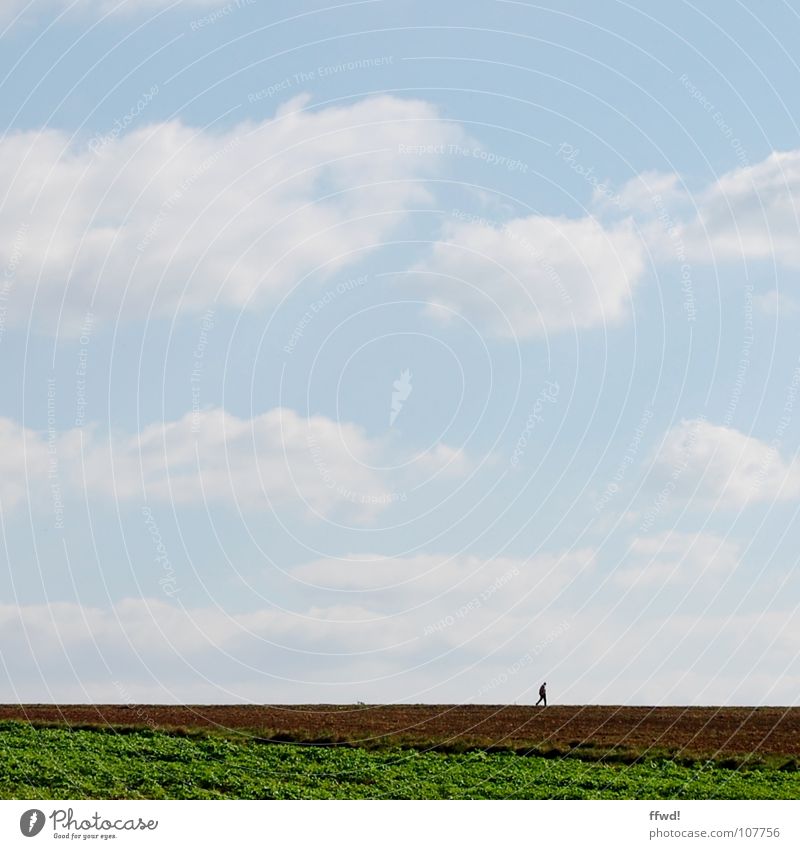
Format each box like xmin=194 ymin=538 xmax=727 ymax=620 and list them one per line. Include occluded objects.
xmin=1 ymin=704 xmax=797 ymax=758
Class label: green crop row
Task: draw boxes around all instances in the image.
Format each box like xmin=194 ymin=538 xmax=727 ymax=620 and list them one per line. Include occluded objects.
xmin=0 ymin=722 xmax=797 ymax=800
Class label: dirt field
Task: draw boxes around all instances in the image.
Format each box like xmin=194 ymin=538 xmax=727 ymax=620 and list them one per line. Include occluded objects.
xmin=1 ymin=704 xmax=797 ymax=758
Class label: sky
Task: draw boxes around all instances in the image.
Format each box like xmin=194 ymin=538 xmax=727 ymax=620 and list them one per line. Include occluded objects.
xmin=0 ymin=0 xmax=799 ymax=705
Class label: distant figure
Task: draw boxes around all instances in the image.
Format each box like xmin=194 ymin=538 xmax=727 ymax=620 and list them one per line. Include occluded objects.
xmin=536 ymin=682 xmax=547 ymax=707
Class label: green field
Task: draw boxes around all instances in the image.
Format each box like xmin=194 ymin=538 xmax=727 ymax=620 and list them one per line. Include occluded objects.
xmin=0 ymin=722 xmax=798 ymax=799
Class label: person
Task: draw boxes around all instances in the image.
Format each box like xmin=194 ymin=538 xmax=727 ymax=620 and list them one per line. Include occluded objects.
xmin=536 ymin=682 xmax=547 ymax=707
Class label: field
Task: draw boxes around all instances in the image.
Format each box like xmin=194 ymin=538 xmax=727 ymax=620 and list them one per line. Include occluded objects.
xmin=1 ymin=705 xmax=798 ymax=800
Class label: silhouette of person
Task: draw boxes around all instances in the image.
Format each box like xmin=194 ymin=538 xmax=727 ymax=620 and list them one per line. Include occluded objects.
xmin=536 ymin=682 xmax=547 ymax=707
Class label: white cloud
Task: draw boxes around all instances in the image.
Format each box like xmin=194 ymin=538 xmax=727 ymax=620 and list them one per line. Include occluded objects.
xmin=0 ymin=95 xmax=464 ymax=331
xmin=688 ymin=151 xmax=800 ymax=265
xmin=413 ymin=213 xmax=646 ymax=338
xmin=0 ymin=0 xmax=26 ymax=23
xmin=294 ymin=548 xmax=591 ymax=599
xmin=2 ymin=574 xmax=797 ymax=705
xmin=614 ymin=531 xmax=740 ymax=588
xmin=616 ymin=150 xmax=800 ymax=268
xmin=0 ymin=418 xmax=51 ymax=510
xmin=0 ymin=407 xmax=467 ymax=521
xmin=613 ymin=171 xmax=684 ymax=214
xmin=753 ymin=289 xmax=800 ymax=317
xmin=652 ymin=419 xmax=800 ymax=509
xmin=568 ymin=607 xmax=800 ymax=706
xmin=290 ymin=549 xmax=593 ymax=661
xmin=0 ymin=546 xmax=591 ymax=701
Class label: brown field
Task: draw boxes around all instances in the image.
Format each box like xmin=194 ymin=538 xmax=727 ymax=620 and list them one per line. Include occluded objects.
xmin=1 ymin=704 xmax=798 ymax=759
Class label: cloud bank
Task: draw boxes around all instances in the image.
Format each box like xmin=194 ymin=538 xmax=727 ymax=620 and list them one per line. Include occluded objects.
xmin=0 ymin=95 xmax=464 ymax=332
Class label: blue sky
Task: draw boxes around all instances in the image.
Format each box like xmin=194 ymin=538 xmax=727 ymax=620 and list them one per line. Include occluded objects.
xmin=0 ymin=0 xmax=799 ymax=705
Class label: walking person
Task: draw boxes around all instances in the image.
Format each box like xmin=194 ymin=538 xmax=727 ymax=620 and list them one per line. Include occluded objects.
xmin=536 ymin=682 xmax=547 ymax=707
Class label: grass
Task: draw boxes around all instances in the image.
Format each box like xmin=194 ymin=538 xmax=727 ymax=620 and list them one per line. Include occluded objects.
xmin=0 ymin=721 xmax=797 ymax=800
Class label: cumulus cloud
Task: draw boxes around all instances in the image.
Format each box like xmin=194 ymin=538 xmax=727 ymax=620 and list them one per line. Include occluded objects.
xmin=294 ymin=549 xmax=591 ymax=602
xmin=0 ymin=546 xmax=592 ymax=702
xmin=2 ymin=569 xmax=797 ymax=705
xmin=88 ymin=407 xmax=405 ymax=519
xmin=652 ymin=419 xmax=800 ymax=509
xmin=615 ymin=150 xmax=800 ymax=268
xmin=688 ymin=151 xmax=800 ymax=265
xmin=0 ymin=407 xmax=467 ymax=521
xmin=288 ymin=549 xmax=593 ymax=665
xmin=0 ymin=95 xmax=464 ymax=331
xmin=0 ymin=417 xmax=51 ymax=510
xmin=412 ymin=212 xmax=646 ymax=338
xmin=569 ymin=607 xmax=800 ymax=706
xmin=614 ymin=531 xmax=740 ymax=588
